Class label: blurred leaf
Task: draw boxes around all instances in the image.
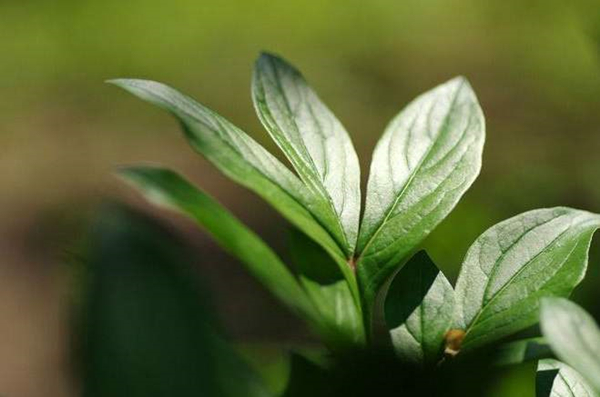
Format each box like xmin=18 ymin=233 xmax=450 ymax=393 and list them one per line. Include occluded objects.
xmin=494 ymin=337 xmax=553 ymax=366
xmin=252 ymin=53 xmax=361 ymax=254
xmin=108 ymin=78 xmax=347 ymax=272
xmin=454 ymin=208 xmax=600 ymax=351
xmin=540 ymin=298 xmax=600 ymax=391
xmin=356 ymin=77 xmax=485 ymax=323
xmin=384 ymin=251 xmax=454 ymax=365
xmin=119 ymin=166 xmax=320 ymax=325
xmin=282 ymin=353 xmax=331 ymax=397
xmin=536 ymin=359 xmax=597 ymax=397
xmin=289 ymin=229 xmax=364 ymax=349
xmin=80 ymin=204 xmax=269 ymax=397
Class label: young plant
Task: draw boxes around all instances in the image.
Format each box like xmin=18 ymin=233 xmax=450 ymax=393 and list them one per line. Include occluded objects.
xmin=110 ymin=53 xmax=600 ymax=390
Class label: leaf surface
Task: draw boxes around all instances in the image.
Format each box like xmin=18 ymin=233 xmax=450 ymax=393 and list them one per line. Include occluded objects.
xmin=384 ymin=251 xmax=454 ymax=364
xmin=536 ymin=359 xmax=598 ymax=397
xmin=357 ymin=77 xmax=485 ymax=317
xmin=541 ymin=298 xmax=600 ymax=392
xmin=493 ymin=337 xmax=553 ymax=366
xmin=252 ymin=53 xmax=361 ymax=253
xmin=289 ymin=230 xmax=364 ymax=349
xmin=119 ymin=166 xmax=319 ymax=324
xmin=454 ymin=207 xmax=600 ymax=351
xmin=109 ymin=78 xmax=349 ymax=274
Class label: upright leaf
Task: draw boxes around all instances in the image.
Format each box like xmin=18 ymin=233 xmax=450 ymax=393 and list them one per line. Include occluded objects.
xmin=118 ymin=166 xmax=319 ymax=325
xmin=384 ymin=251 xmax=455 ymax=365
xmin=540 ymin=298 xmax=600 ymax=391
xmin=356 ymin=77 xmax=485 ymax=317
xmin=288 ymin=230 xmax=364 ymax=349
xmin=454 ymin=207 xmax=600 ymax=351
xmin=252 ymin=53 xmax=361 ymax=254
xmin=108 ymin=79 xmax=347 ymax=272
xmin=536 ymin=359 xmax=598 ymax=397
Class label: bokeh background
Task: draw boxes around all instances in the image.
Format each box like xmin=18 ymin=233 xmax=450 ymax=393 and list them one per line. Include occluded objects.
xmin=2 ymin=0 xmax=600 ymax=395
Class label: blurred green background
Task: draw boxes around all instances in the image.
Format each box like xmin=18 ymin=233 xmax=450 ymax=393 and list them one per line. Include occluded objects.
xmin=2 ymin=0 xmax=600 ymax=395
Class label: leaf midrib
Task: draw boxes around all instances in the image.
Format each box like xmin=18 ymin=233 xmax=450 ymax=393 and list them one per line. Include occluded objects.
xmin=257 ymin=64 xmax=351 ymax=254
xmin=357 ymin=80 xmax=465 ymax=262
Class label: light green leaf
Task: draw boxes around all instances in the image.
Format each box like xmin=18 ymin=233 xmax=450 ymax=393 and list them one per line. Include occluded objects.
xmin=537 ymin=359 xmax=598 ymax=397
xmin=494 ymin=337 xmax=553 ymax=366
xmin=384 ymin=251 xmax=454 ymax=365
xmin=252 ymin=53 xmax=361 ymax=254
xmin=118 ymin=166 xmax=319 ymax=325
xmin=289 ymin=230 xmax=364 ymax=349
xmin=540 ymin=298 xmax=600 ymax=391
xmin=356 ymin=77 xmax=485 ymax=319
xmin=108 ymin=78 xmax=350 ymax=278
xmin=454 ymin=207 xmax=600 ymax=351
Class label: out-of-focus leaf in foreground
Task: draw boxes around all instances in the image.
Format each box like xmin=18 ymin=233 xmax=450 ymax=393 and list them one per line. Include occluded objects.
xmin=78 ymin=204 xmax=269 ymax=397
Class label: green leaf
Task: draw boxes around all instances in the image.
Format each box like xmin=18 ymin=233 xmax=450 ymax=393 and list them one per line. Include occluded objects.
xmin=454 ymin=207 xmax=600 ymax=351
xmin=108 ymin=78 xmax=349 ymax=276
xmin=252 ymin=53 xmax=361 ymax=254
xmin=536 ymin=359 xmax=598 ymax=397
xmin=384 ymin=251 xmax=455 ymax=365
xmin=118 ymin=166 xmax=320 ymax=325
xmin=494 ymin=337 xmax=553 ymax=366
xmin=288 ymin=230 xmax=364 ymax=349
xmin=356 ymin=77 xmax=485 ymax=319
xmin=540 ymin=298 xmax=600 ymax=391
xmin=80 ymin=204 xmax=270 ymax=397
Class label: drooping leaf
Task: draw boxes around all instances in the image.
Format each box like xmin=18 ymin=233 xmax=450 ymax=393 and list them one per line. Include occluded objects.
xmin=252 ymin=53 xmax=361 ymax=254
xmin=118 ymin=166 xmax=319 ymax=325
xmin=79 ymin=204 xmax=270 ymax=397
xmin=536 ymin=359 xmax=598 ymax=397
xmin=540 ymin=298 xmax=600 ymax=391
xmin=288 ymin=229 xmax=364 ymax=349
xmin=494 ymin=337 xmax=553 ymax=366
xmin=356 ymin=77 xmax=485 ymax=319
xmin=384 ymin=251 xmax=454 ymax=365
xmin=454 ymin=207 xmax=600 ymax=351
xmin=108 ymin=78 xmax=348 ymax=274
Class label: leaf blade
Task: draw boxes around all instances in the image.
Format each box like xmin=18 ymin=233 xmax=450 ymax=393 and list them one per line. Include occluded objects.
xmin=118 ymin=166 xmax=319 ymax=324
xmin=540 ymin=298 xmax=600 ymax=392
xmin=536 ymin=359 xmax=598 ymax=397
xmin=108 ymin=78 xmax=348 ymax=269
xmin=252 ymin=53 xmax=361 ymax=253
xmin=384 ymin=251 xmax=455 ymax=364
xmin=356 ymin=77 xmax=485 ymax=318
xmin=454 ymin=207 xmax=600 ymax=351
xmin=289 ymin=230 xmax=364 ymax=349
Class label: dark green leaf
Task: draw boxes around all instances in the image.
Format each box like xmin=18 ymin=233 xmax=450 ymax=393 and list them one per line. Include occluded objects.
xmin=454 ymin=207 xmax=600 ymax=351
xmin=108 ymin=78 xmax=348 ymax=275
xmin=80 ymin=204 xmax=269 ymax=397
xmin=384 ymin=251 xmax=454 ymax=364
xmin=252 ymin=53 xmax=361 ymax=254
xmin=289 ymin=230 xmax=364 ymax=349
xmin=118 ymin=166 xmax=319 ymax=325
xmin=494 ymin=337 xmax=553 ymax=366
xmin=356 ymin=77 xmax=485 ymax=320
xmin=540 ymin=298 xmax=600 ymax=391
xmin=536 ymin=359 xmax=597 ymax=397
